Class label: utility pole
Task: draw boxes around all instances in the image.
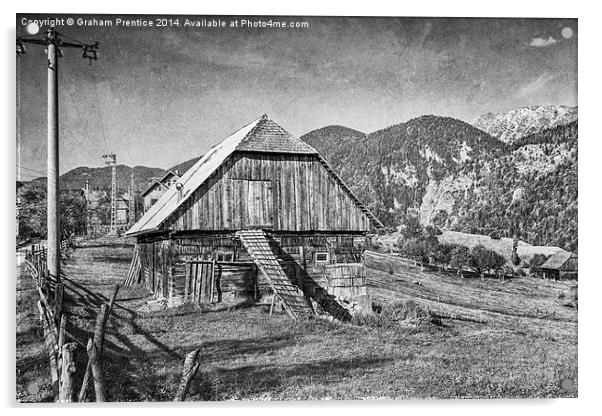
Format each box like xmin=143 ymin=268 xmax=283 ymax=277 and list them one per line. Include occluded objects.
xmin=129 ymin=171 xmax=135 ymax=227
xmin=82 ymin=173 xmax=91 ymax=238
xmin=103 ymin=153 xmax=117 ymax=236
xmin=17 ymin=27 xmax=99 ymax=281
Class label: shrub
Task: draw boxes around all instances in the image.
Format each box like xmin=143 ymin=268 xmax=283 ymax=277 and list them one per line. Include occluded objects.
xmin=351 ymin=299 xmax=434 ymax=328
xmin=398 ymin=238 xmax=430 ymax=266
xmin=432 ymin=243 xmax=456 ymax=265
xmin=469 ymin=245 xmax=506 ymax=275
xmin=529 ymin=253 xmax=549 ymax=275
xmin=450 ymin=245 xmax=470 ymax=272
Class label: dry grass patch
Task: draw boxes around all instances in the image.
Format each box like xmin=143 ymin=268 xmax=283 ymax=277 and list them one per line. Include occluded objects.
xmin=16 ymin=244 xmax=577 ymax=401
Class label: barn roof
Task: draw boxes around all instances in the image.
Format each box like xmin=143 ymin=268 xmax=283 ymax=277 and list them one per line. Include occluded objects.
xmin=236 ymin=118 xmax=317 ymax=154
xmin=540 ymin=251 xmax=577 ymax=271
xmin=126 ymin=115 xmax=382 ymax=236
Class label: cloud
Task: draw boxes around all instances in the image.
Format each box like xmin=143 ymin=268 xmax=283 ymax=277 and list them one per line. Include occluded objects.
xmin=517 ymin=73 xmax=555 ymax=98
xmin=529 ymin=36 xmax=559 ymax=48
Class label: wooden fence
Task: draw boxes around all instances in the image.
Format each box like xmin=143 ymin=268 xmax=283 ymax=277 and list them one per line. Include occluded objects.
xmin=23 ymin=237 xmax=119 ymax=402
xmin=325 ymin=263 xmax=367 ymax=298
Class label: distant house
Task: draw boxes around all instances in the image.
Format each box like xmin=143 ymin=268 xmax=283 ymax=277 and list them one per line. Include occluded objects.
xmin=116 ymin=193 xmax=131 ymax=227
xmin=539 ymin=251 xmax=578 ymax=280
xmin=60 ymin=184 xmax=86 ymax=197
xmin=141 ymin=170 xmax=180 ymax=213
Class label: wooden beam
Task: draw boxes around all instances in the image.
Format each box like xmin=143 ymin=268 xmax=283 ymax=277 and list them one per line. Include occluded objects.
xmin=58 ymin=343 xmax=77 ymax=402
xmin=37 ymin=300 xmax=59 ymax=399
xmin=53 ymin=282 xmax=64 ymax=320
xmin=86 ymin=338 xmax=106 ymax=402
xmin=174 ymin=348 xmax=202 ymax=402
xmin=78 ymin=303 xmax=109 ymax=402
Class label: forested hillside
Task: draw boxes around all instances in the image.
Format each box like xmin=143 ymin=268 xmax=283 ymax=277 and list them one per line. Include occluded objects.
xmin=168 ymin=156 xmax=202 ymax=176
xmin=302 ymin=113 xmax=577 ymax=252
xmin=47 ymin=165 xmax=166 ymax=193
xmin=453 ymin=121 xmax=577 ymax=252
xmin=302 ymin=116 xmax=504 ymax=226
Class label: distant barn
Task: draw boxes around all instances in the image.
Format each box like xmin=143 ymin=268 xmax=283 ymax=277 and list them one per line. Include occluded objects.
xmin=539 ymin=251 xmax=578 ymax=280
xmin=125 ymin=115 xmax=382 ymax=319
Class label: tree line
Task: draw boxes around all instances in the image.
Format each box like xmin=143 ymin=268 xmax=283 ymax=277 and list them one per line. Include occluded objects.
xmin=394 ymin=218 xmax=509 ymax=278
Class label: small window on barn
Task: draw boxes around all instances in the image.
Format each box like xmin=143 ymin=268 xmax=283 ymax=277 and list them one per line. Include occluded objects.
xmin=217 ymin=253 xmax=234 ymax=262
xmin=315 ymin=252 xmax=330 ymax=263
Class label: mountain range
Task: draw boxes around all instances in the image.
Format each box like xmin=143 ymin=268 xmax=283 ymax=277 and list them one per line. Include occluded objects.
xmin=29 ymin=157 xmax=203 ymax=195
xmin=472 ymin=105 xmax=577 ymax=144
xmin=27 ymin=105 xmax=577 ymax=251
xmin=302 ymin=105 xmax=578 ymax=252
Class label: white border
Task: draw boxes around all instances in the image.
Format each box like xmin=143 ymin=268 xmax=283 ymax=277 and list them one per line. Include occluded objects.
xmin=2 ymin=1 xmax=599 ymax=415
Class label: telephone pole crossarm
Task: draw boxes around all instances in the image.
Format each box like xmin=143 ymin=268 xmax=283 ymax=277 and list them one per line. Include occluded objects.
xmin=17 ymin=29 xmax=100 ymax=57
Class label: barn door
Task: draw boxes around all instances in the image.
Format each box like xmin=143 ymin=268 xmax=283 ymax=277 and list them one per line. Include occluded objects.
xmin=185 ymin=261 xmax=216 ymax=303
xmin=247 ymin=180 xmax=273 ymax=229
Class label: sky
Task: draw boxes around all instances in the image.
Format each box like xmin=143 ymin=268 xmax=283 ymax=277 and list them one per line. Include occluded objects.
xmin=16 ymin=15 xmax=577 ymax=179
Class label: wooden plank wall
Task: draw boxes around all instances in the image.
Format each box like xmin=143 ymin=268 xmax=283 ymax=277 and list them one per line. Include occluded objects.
xmin=182 ymin=261 xmax=215 ymax=303
xmin=136 ymin=240 xmax=172 ymax=298
xmin=218 ymin=262 xmax=259 ymax=301
xmin=171 ymin=261 xmax=259 ymax=305
xmin=137 ymin=233 xmax=369 ymax=304
xmin=166 ymin=152 xmax=372 ymax=232
xmin=325 ymin=263 xmax=367 ymax=298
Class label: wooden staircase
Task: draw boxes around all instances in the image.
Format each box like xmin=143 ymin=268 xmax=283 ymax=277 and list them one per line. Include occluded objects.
xmin=236 ymin=229 xmax=313 ymax=319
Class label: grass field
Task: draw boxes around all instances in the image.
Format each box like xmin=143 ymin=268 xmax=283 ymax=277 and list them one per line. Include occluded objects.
xmin=16 ymin=243 xmax=578 ymax=402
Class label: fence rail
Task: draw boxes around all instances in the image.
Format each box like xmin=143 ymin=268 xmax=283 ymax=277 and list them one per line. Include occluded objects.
xmin=23 ymin=236 xmax=117 ymax=402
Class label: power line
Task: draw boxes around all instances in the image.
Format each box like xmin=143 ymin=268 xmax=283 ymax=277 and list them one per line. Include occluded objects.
xmin=63 ymin=126 xmax=98 ymax=160
xmin=54 ymin=31 xmax=85 ymax=44
xmin=103 ymin=153 xmax=117 ymax=235
xmin=60 ymin=64 xmax=103 ymax=155
xmin=16 ymin=164 xmax=47 ymax=176
xmin=17 ymin=171 xmax=45 ymax=180
xmin=58 ymin=33 xmax=109 ymax=158
xmin=88 ymin=65 xmax=110 ymax=154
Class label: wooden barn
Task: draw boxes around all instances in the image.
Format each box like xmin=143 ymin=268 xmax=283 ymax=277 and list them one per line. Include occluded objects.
xmin=124 ymin=115 xmax=382 ymax=319
xmin=539 ymin=251 xmax=578 ymax=280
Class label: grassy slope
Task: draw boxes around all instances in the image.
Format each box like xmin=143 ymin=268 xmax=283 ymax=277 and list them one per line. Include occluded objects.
xmin=16 ymin=245 xmax=577 ymax=401
xmin=16 ymin=253 xmax=55 ymax=402
xmin=366 ymin=253 xmax=578 ymax=326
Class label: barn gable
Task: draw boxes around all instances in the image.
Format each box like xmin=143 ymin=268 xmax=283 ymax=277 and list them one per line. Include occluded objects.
xmin=126 ymin=115 xmax=382 ymax=236
xmin=236 ymin=118 xmax=317 ymax=154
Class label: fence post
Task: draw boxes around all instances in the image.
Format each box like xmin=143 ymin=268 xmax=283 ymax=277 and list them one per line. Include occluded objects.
xmin=174 ymin=348 xmax=201 ymax=401
xmin=58 ymin=315 xmax=67 ymax=350
xmin=78 ymin=303 xmax=110 ymax=402
xmin=58 ymin=343 xmax=77 ymax=402
xmin=86 ymin=338 xmax=105 ymax=402
xmin=54 ymin=283 xmax=64 ymax=321
xmin=107 ymin=284 xmax=120 ymax=315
